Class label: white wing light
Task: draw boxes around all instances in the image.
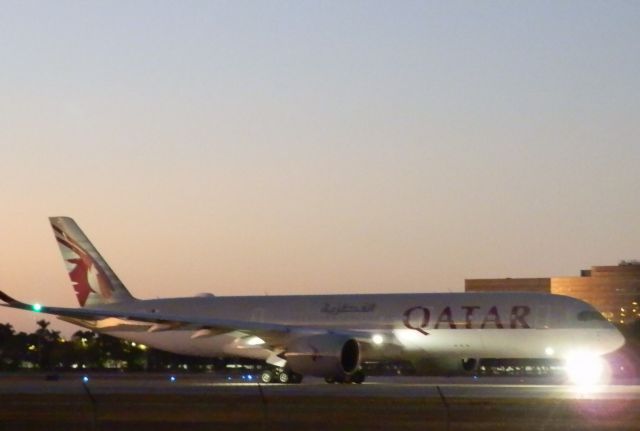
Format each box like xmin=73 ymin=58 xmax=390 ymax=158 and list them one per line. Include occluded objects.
xmin=246 ymin=336 xmax=266 ymax=346
xmin=371 ymin=334 xmax=384 ymax=345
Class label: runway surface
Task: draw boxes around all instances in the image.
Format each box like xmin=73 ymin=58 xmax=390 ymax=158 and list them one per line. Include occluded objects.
xmin=2 ymin=374 xmax=639 ymax=398
xmin=1 ymin=374 xmax=639 ymax=430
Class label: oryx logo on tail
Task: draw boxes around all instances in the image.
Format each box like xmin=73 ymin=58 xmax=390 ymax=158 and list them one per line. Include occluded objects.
xmin=50 ymin=217 xmax=135 ymax=307
xmin=52 ymin=224 xmax=113 ymax=306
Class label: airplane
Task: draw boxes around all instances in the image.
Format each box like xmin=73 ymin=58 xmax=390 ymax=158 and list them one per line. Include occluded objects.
xmin=0 ymin=217 xmax=626 ymax=384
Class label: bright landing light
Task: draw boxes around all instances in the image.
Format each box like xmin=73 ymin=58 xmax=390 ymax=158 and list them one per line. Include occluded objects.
xmin=564 ymin=351 xmax=607 ymax=387
xmin=246 ymin=336 xmax=266 ymax=346
xmin=371 ymin=334 xmax=384 ymax=345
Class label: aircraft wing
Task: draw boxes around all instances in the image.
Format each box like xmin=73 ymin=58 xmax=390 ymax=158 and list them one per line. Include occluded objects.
xmin=0 ymin=290 xmax=383 ymax=348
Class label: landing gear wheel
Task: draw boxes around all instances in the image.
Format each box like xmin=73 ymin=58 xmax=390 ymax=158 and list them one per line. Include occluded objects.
xmin=260 ymin=370 xmax=274 ymax=384
xmin=324 ymin=376 xmax=336 ymax=384
xmin=278 ymin=370 xmax=290 ymax=383
xmin=351 ymin=370 xmax=365 ymax=384
xmin=290 ymin=372 xmax=303 ymax=384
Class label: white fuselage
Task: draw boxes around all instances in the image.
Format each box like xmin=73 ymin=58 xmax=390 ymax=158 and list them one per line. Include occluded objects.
xmin=78 ymin=292 xmax=624 ymax=364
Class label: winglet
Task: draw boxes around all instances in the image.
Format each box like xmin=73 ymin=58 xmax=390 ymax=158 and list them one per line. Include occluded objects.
xmin=0 ymin=290 xmax=19 ymax=305
xmin=0 ymin=291 xmax=39 ymax=311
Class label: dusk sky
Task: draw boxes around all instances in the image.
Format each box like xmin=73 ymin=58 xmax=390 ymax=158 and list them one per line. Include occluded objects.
xmin=1 ymin=1 xmax=639 ymax=335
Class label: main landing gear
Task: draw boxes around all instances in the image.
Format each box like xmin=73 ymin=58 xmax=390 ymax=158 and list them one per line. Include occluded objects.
xmin=258 ymin=368 xmax=366 ymax=384
xmin=324 ymin=369 xmax=366 ymax=384
xmin=260 ymin=367 xmax=303 ymax=384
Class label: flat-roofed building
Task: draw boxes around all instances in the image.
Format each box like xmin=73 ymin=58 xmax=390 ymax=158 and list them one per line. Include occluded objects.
xmin=465 ymin=278 xmax=551 ymax=294
xmin=465 ymin=262 xmax=640 ymax=324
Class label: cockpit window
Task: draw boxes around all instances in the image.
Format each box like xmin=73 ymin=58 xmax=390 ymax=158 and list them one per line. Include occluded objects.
xmin=577 ymin=310 xmax=606 ymax=321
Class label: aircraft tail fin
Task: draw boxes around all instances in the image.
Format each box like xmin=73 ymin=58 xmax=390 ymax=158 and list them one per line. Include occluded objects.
xmin=50 ymin=217 xmax=136 ymax=307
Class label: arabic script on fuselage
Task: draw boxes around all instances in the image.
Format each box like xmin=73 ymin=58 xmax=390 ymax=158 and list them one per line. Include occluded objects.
xmin=321 ymin=303 xmax=376 ymax=315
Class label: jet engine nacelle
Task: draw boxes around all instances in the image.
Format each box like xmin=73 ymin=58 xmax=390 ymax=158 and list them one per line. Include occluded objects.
xmin=284 ymin=334 xmax=360 ymax=377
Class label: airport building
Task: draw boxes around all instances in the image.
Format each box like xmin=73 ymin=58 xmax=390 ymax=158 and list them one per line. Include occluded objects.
xmin=465 ymin=262 xmax=640 ymax=324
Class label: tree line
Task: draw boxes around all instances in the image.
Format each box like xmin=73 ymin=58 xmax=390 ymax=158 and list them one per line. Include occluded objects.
xmin=0 ymin=320 xmax=230 ymax=372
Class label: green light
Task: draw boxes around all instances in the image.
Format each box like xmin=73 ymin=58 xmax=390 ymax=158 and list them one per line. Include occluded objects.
xmin=32 ymin=303 xmax=42 ymax=312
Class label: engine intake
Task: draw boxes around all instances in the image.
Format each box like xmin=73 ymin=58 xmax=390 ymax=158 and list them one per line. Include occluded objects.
xmin=284 ymin=334 xmax=360 ymax=377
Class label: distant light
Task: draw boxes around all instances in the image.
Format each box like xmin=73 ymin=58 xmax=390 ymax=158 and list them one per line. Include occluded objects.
xmin=372 ymin=334 xmax=384 ymax=345
xmin=545 ymin=347 xmax=555 ymax=356
xmin=32 ymin=303 xmax=42 ymax=312
xmin=169 ymin=376 xmax=176 ymax=382
xmin=247 ymin=375 xmax=253 ymax=381
xmin=82 ymin=376 xmax=89 ymax=383
xmin=138 ymin=344 xmax=147 ymax=351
